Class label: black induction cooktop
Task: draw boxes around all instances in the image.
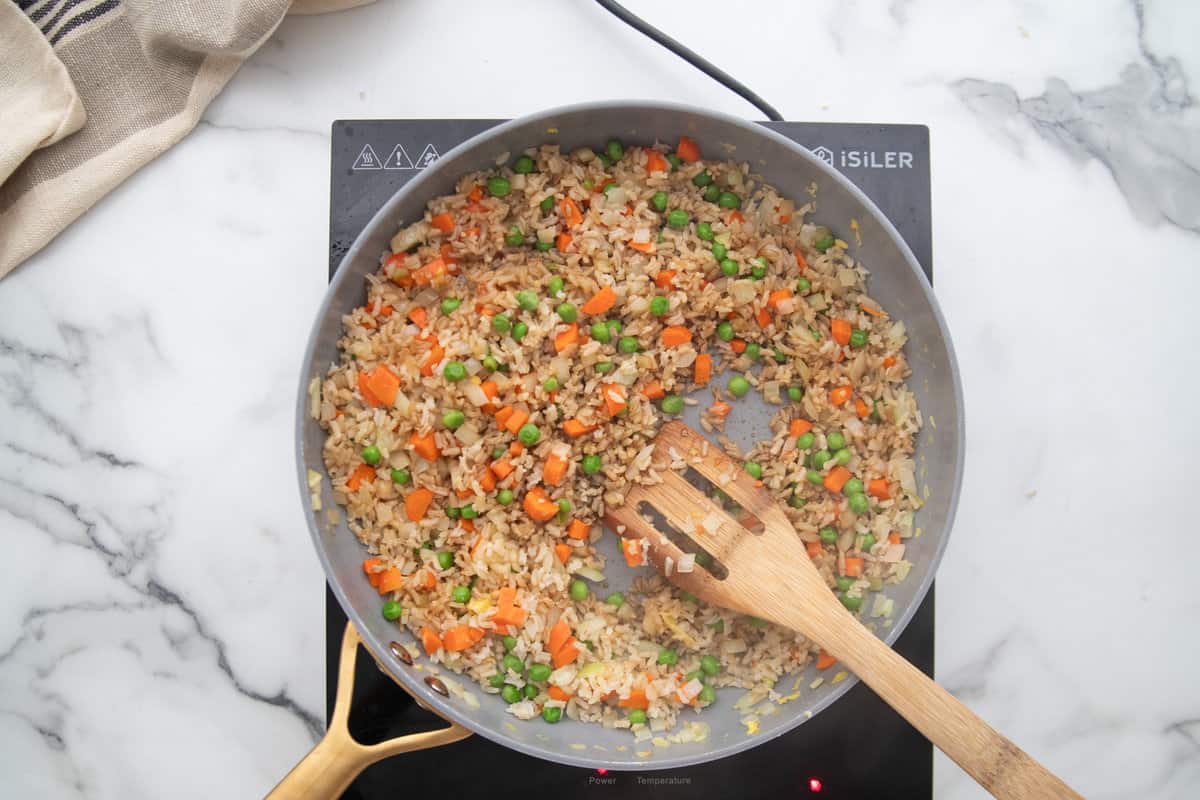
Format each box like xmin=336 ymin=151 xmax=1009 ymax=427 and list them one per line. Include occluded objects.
xmin=326 ymin=119 xmax=935 ymax=799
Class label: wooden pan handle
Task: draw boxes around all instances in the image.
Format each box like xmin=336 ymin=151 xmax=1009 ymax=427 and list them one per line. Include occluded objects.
xmin=797 ymin=602 xmax=1081 ymax=800
xmin=265 ymin=623 xmax=471 ymax=800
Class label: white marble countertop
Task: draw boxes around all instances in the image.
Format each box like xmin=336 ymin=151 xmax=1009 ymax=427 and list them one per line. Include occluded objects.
xmin=2 ymin=1 xmax=1199 ymax=797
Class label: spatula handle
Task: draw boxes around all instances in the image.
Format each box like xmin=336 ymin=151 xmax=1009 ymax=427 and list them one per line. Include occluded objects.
xmin=804 ymin=606 xmax=1081 ymax=800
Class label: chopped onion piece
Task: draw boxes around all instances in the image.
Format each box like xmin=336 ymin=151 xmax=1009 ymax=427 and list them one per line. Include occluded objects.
xmin=576 ymin=566 xmax=605 ymax=582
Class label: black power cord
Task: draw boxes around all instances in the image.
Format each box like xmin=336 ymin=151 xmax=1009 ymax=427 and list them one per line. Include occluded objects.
xmin=593 ymin=0 xmax=783 ymax=121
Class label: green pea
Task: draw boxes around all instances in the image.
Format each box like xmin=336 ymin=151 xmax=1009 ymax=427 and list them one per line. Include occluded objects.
xmin=442 ymin=409 xmax=465 ymax=430
xmin=516 ymin=423 xmax=540 ymax=446
xmin=618 ymin=336 xmax=639 ymax=354
xmin=660 ymin=395 xmax=684 ymax=415
xmin=835 ymin=448 xmax=852 ymax=466
xmin=692 ymin=170 xmax=713 ymax=187
xmin=703 ymin=184 xmax=721 ymax=203
xmin=667 ymin=209 xmax=689 ymax=229
xmin=497 ymin=488 xmax=514 ymax=506
xmin=827 ymin=431 xmax=845 ymax=450
xmin=606 ymin=138 xmax=625 ymax=161
xmin=807 ymin=469 xmax=824 ymax=485
xmin=361 ymin=445 xmax=381 ymax=465
xmin=788 ymin=494 xmax=807 ymax=508
xmin=487 ymin=176 xmax=511 ymax=197
xmin=556 ymin=498 xmax=572 ymax=524
xmin=650 ymin=296 xmax=669 ymax=316
xmin=460 ymin=505 xmax=478 ymax=519
xmin=720 ymin=258 xmax=738 ymax=277
xmin=850 ymin=329 xmax=868 ymax=348
xmin=751 ymin=265 xmax=767 ymax=280
xmin=861 ymin=533 xmax=877 ymax=552
xmin=849 ymin=493 xmax=870 ymax=515
xmin=503 ymin=654 xmax=525 ymax=674
xmin=570 ymin=579 xmax=589 ymax=601
xmin=711 ymin=242 xmax=727 ymax=260
xmin=582 ymin=454 xmax=602 ymax=474
xmin=788 ymin=386 xmax=803 ymax=402
xmin=743 ymin=462 xmax=762 ymax=479
xmin=390 ymin=468 xmax=410 ymax=485
xmin=718 ymin=191 xmax=741 ymax=209
xmin=697 ymin=222 xmax=714 ymax=241
xmin=502 ymin=635 xmax=518 ymax=652
xmin=699 ymin=685 xmax=717 ymax=704
xmin=528 ymin=663 xmax=552 ymax=682
xmin=482 ymin=356 xmax=500 ymax=372
xmin=728 ymin=375 xmax=750 ymax=397
xmin=540 ymin=195 xmax=555 ymax=213
xmin=819 ymin=526 xmax=837 ymax=544
xmin=441 ymin=297 xmax=462 ymax=314
xmin=590 ymin=321 xmax=611 ymax=343
xmin=717 ymin=321 xmax=734 ymax=341
xmin=628 ymin=709 xmax=647 ymax=724
xmin=492 ymin=314 xmax=511 ymax=334
xmin=548 ymin=275 xmax=565 ymax=296
xmin=381 ymin=600 xmax=402 ymax=621
xmin=524 ymin=683 xmax=539 ymax=700
xmin=814 ymin=234 xmax=836 ymax=252
xmin=505 ymin=226 xmax=525 ymax=247
xmin=744 ymin=343 xmax=760 ymax=361
xmin=516 ymin=289 xmax=539 ymax=311
xmin=501 ymin=684 xmax=521 ymax=704
xmin=594 ymin=361 xmax=614 ymax=374
xmin=840 ymin=592 xmax=863 ymax=612
xmin=657 ymin=648 xmax=678 ymax=665
xmin=605 ymin=592 xmax=624 ymax=607
xmin=651 ymin=191 xmax=668 ymax=212
xmin=488 ymin=672 xmax=506 ymax=688
xmin=666 ymin=153 xmax=682 ymax=170
xmin=796 ymin=277 xmax=811 ymax=293
xmin=513 ymin=155 xmax=535 ymax=174
xmin=843 ymin=478 xmax=864 ymax=496
xmin=535 ymin=240 xmax=554 ymax=251
xmin=511 ymin=321 xmax=528 ymax=341
xmin=813 ymin=450 xmax=832 ymax=470
xmin=836 ymin=575 xmax=853 ymax=592
xmin=796 ymin=432 xmax=814 ymax=449
xmin=436 ymin=551 xmax=454 ymax=570
xmin=452 ymin=586 xmax=470 ymax=603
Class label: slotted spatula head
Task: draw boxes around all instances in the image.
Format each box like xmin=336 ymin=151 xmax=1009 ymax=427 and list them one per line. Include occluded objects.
xmin=603 ymin=420 xmax=832 ymax=627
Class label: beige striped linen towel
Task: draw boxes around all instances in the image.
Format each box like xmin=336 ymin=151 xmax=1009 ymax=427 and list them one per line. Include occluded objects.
xmin=0 ymin=0 xmax=373 ymax=280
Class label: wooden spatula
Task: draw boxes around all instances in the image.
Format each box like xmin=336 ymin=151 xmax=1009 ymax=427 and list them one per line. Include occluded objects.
xmin=604 ymin=421 xmax=1080 ymax=800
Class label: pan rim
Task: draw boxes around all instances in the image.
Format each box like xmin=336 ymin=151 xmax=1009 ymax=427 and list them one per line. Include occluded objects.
xmin=295 ymin=99 xmax=965 ymax=770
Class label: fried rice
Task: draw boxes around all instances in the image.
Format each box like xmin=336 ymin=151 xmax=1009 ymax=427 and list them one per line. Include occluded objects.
xmin=315 ymin=136 xmax=922 ymax=735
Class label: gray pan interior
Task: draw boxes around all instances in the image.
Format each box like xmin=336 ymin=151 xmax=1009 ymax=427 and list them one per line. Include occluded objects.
xmin=295 ymin=101 xmax=964 ymax=769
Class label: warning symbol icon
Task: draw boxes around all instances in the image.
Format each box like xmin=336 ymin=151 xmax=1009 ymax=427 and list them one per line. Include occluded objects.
xmin=384 ymin=144 xmax=414 ymax=170
xmin=415 ymin=144 xmax=440 ymax=169
xmin=352 ymin=144 xmax=382 ymax=170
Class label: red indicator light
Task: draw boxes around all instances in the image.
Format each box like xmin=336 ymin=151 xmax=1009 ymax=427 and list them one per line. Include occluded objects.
xmin=809 ymin=777 xmax=823 ymax=792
